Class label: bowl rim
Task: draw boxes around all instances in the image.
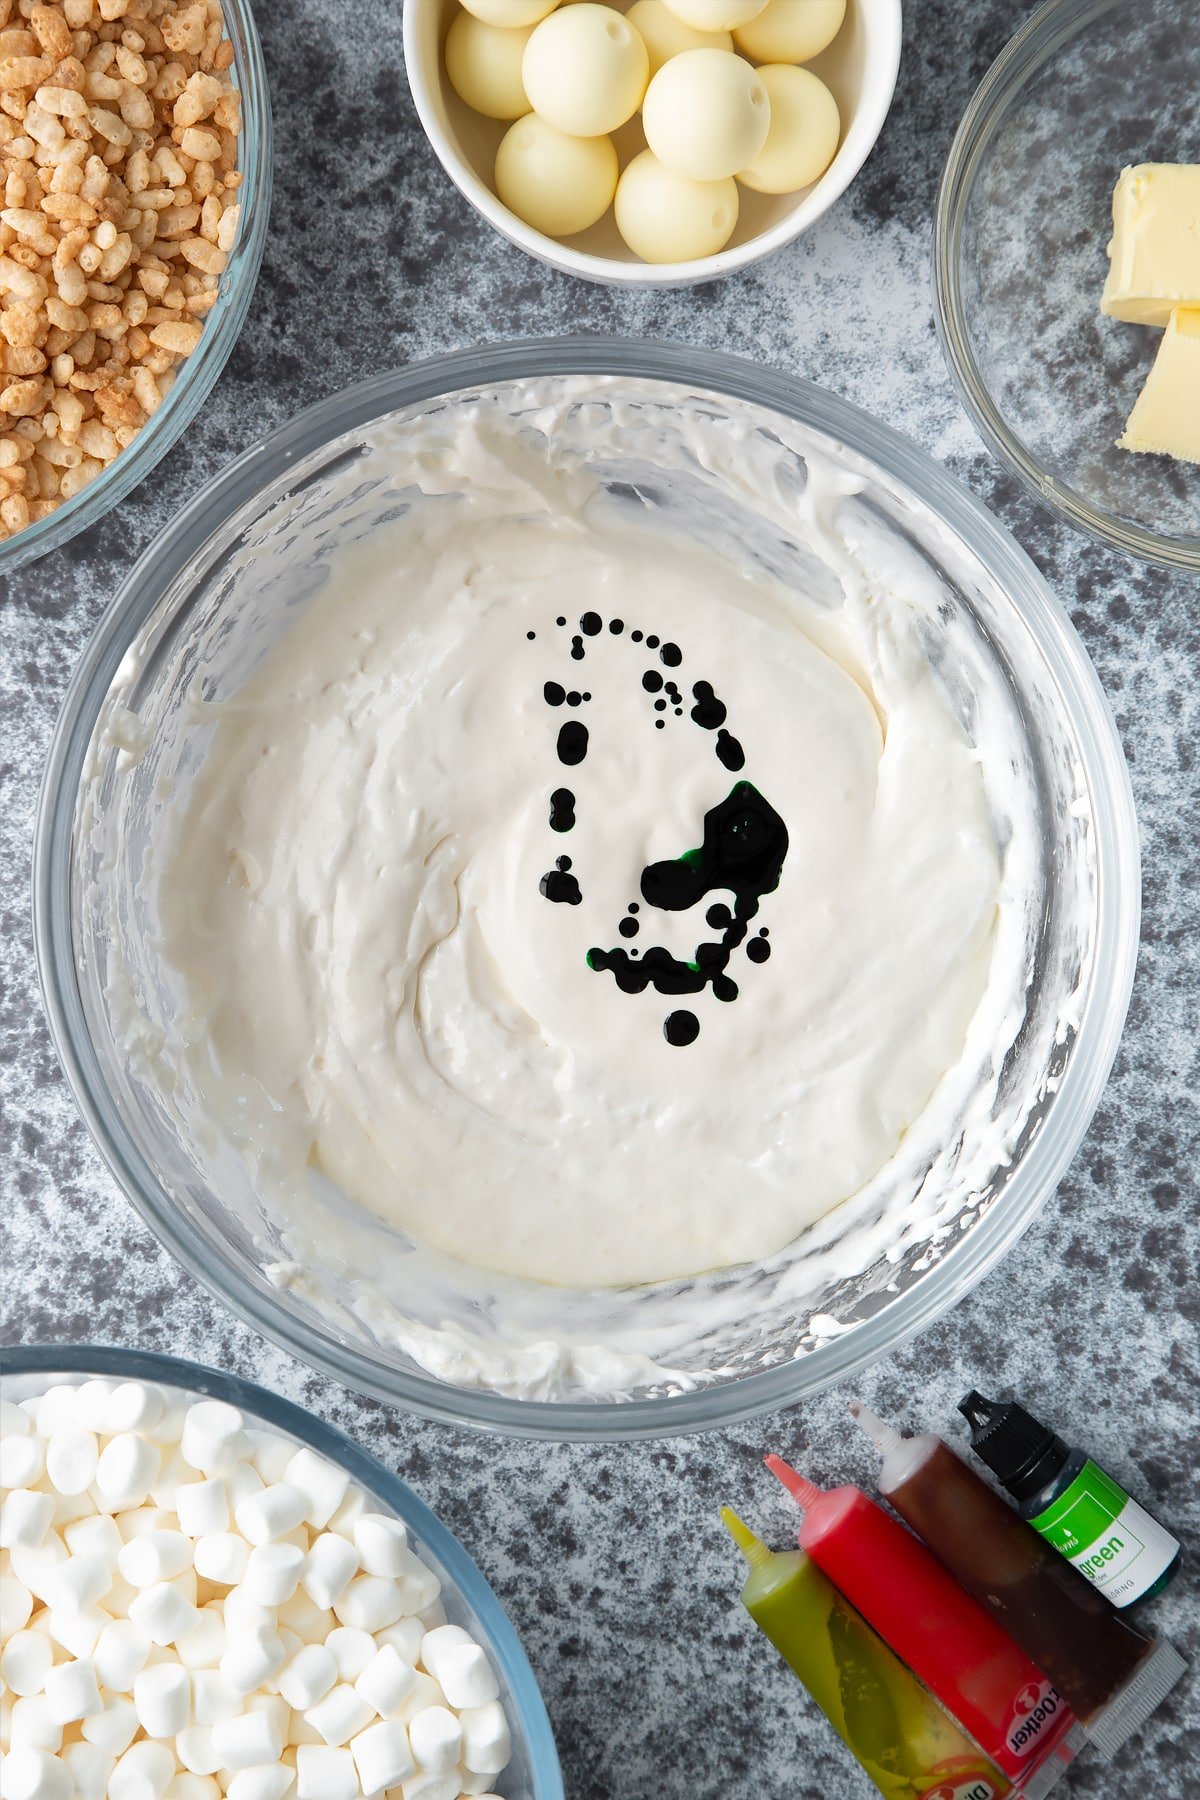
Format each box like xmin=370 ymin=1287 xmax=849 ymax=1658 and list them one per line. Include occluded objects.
xmin=932 ymin=0 xmax=1200 ymax=574
xmin=33 ymin=334 xmax=1141 ymax=1442
xmin=401 ymin=0 xmax=903 ymax=288
xmin=0 ymin=1341 xmax=565 ymax=1800
xmin=0 ymin=0 xmax=274 ymax=577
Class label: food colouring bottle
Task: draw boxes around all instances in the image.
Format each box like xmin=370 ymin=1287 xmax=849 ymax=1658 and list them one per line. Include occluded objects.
xmin=721 ymin=1508 xmax=1013 ymax=1800
xmin=850 ymin=1402 xmax=1187 ymax=1761
xmin=958 ymin=1391 xmax=1181 ymax=1607
xmin=764 ymin=1455 xmax=1078 ymax=1794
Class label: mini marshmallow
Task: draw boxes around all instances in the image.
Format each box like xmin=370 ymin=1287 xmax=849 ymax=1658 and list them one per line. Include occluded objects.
xmin=108 ymin=1738 xmax=177 ymax=1800
xmin=9 ymin=1535 xmax=67 ymax=1601
xmin=174 ymin=1481 xmax=229 ymax=1539
xmin=436 ymin=1642 xmax=499 ymax=1710
xmin=149 ymin=1453 xmax=192 ymax=1513
xmin=220 ymin=1622 xmax=285 ymax=1696
xmin=42 ymin=1656 xmax=103 ymax=1723
xmin=193 ymin=1533 xmax=250 ymax=1587
xmin=180 ymin=1403 xmax=251 ymax=1477
xmin=119 ymin=1530 xmax=193 ymax=1589
xmin=224 ymin=1463 xmax=265 ymax=1510
xmin=212 ymin=1707 xmax=286 ymax=1770
xmin=244 ymin=1431 xmax=295 ymax=1486
xmin=129 ymin=1580 xmax=200 ymax=1647
xmin=175 ymin=1607 xmax=226 ymax=1671
xmin=134 ymin=1662 xmax=191 ymax=1736
xmin=225 ymin=1768 xmax=292 ymax=1800
xmin=305 ymin=1681 xmax=374 ymax=1746
xmin=243 ymin=1542 xmax=304 ymax=1607
xmin=105 ymin=1383 xmax=164 ymax=1436
xmin=43 ymin=1429 xmax=98 ymax=1497
xmin=284 ymin=1449 xmax=349 ymax=1531
xmin=94 ymin=1620 xmax=151 ymax=1692
xmin=147 ymin=1401 xmax=188 ymax=1449
xmin=459 ymin=1700 xmax=511 ymax=1775
xmin=50 ymin=1487 xmax=97 ymax=1529
xmin=0 ymin=1491 xmax=55 ymax=1551
xmin=63 ymin=1513 xmax=123 ymax=1564
xmin=457 ymin=1778 xmax=500 ymax=1799
xmin=190 ymin=1669 xmax=242 ymax=1726
xmin=275 ymin=1591 xmax=333 ymax=1643
xmin=396 ymin=1672 xmax=446 ymax=1728
xmin=352 ymin=1717 xmax=415 ymax=1794
xmin=326 ymin=1487 xmax=365 ymax=1541
xmin=301 ymin=1534 xmax=358 ymax=1612
xmin=376 ymin=1618 xmax=424 ymax=1667
xmin=235 ymin=1484 xmax=307 ymax=1548
xmin=407 ymin=1705 xmax=461 ymax=1775
xmin=31 ymin=1387 xmax=80 ymax=1437
xmin=278 ymin=1643 xmax=337 ymax=1711
xmin=118 ymin=1506 xmax=176 ymax=1543
xmin=352 ymin=1514 xmax=409 ymax=1578
xmin=324 ymin=1626 xmax=375 ymax=1681
xmin=355 ymin=1645 xmax=417 ymax=1720
xmin=246 ymin=1692 xmax=289 ymax=1743
xmin=164 ymin=1777 xmax=220 ymax=1800
xmin=0 ymin=1746 xmax=72 ymax=1800
xmin=332 ymin=1574 xmax=405 ymax=1634
xmin=399 ymin=1775 xmax=459 ymax=1800
xmin=0 ymin=1574 xmax=33 ymax=1636
xmin=175 ymin=1725 xmax=221 ymax=1775
xmin=295 ymin=1744 xmax=358 ymax=1800
xmin=80 ymin=1693 xmax=139 ymax=1757
xmin=10 ymin=1693 xmax=62 ymax=1752
xmin=95 ymin=1434 xmax=160 ymax=1509
xmin=419 ymin=1627 xmax=472 ymax=1686
xmin=46 ymin=1604 xmax=106 ymax=1659
xmin=0 ymin=1398 xmax=30 ymax=1436
xmin=69 ymin=1381 xmax=117 ymax=1433
xmin=61 ymin=1740 xmax=116 ymax=1800
xmin=221 ymin=1587 xmax=274 ymax=1639
xmin=1 ymin=1629 xmax=54 ymax=1696
xmin=401 ymin=1564 xmax=441 ymax=1615
xmin=0 ymin=1434 xmax=45 ymax=1489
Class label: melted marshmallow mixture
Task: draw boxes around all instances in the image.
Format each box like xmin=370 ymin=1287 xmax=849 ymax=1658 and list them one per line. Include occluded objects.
xmin=154 ymin=422 xmax=1001 ymax=1291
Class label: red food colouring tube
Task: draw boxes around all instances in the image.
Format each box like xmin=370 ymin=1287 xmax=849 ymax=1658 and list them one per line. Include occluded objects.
xmin=765 ymin=1454 xmax=1080 ymax=1790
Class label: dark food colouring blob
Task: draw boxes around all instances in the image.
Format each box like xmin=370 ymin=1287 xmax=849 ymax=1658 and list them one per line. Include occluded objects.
xmin=643 ymin=670 xmax=663 ymax=693
xmin=588 ymin=782 xmax=788 ymax=1015
xmin=646 ymin=635 xmax=659 ymax=649
xmin=567 ymin=691 xmax=582 ymax=707
xmin=690 ymin=681 xmax=727 ymax=730
xmin=746 ymin=937 xmax=771 ymax=963
xmin=570 ymin=636 xmax=585 ymax=661
xmin=664 ymin=1010 xmax=700 ymax=1047
xmin=631 ymin=630 xmax=643 ymax=643
xmin=556 ymin=721 xmax=589 ymax=766
xmin=549 ymin=788 xmax=575 ymax=832
xmin=660 ymin=642 xmax=682 ymax=668
xmin=544 ymin=681 xmax=565 ymax=707
xmin=707 ymin=903 xmax=732 ymax=929
xmin=716 ymin=729 xmax=745 ymax=772
xmin=556 ymin=616 xmax=566 ymax=626
xmin=526 ymin=631 xmax=536 ymax=640
xmin=609 ymin=619 xmax=624 ymax=635
xmin=580 ymin=612 xmax=602 ymax=636
xmin=619 ymin=917 xmax=639 ymax=939
xmin=540 ymin=855 xmax=581 ymax=905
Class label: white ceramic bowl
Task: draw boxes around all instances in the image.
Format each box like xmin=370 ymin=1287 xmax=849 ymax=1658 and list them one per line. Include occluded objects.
xmin=402 ymin=0 xmax=902 ymax=286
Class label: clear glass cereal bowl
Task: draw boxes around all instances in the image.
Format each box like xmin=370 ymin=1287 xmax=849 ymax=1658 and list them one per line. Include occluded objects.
xmin=0 ymin=0 xmax=272 ymax=576
xmin=0 ymin=1342 xmax=564 ymax=1800
xmin=33 ymin=338 xmax=1140 ymax=1440
xmin=934 ymin=0 xmax=1200 ymax=571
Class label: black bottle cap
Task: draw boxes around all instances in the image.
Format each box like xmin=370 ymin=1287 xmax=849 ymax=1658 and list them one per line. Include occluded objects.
xmin=957 ymin=1390 xmax=1070 ymax=1503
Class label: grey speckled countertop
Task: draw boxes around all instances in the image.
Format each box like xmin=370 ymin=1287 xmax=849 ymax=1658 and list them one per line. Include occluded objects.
xmin=2 ymin=1 xmax=1197 ymax=1795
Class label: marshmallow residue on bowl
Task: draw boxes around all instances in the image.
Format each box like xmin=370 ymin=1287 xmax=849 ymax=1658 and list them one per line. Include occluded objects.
xmin=0 ymin=1378 xmax=510 ymax=1800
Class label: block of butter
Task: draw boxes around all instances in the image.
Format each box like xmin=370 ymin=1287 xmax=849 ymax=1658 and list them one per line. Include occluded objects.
xmin=1118 ymin=307 xmax=1200 ymax=463
xmin=1101 ymin=163 xmax=1200 ymax=327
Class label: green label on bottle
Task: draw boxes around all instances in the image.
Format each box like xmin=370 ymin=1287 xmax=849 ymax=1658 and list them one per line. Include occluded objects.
xmin=1030 ymin=1459 xmax=1178 ymax=1605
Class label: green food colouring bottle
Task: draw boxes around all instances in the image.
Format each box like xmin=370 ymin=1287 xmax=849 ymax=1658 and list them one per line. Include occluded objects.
xmin=958 ymin=1393 xmax=1181 ymax=1608
xmin=720 ymin=1508 xmax=1012 ymax=1800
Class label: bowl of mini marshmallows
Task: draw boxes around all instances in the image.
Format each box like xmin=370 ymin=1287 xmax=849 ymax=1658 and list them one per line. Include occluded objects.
xmin=0 ymin=1345 xmax=563 ymax=1800
xmin=0 ymin=0 xmax=272 ymax=572
xmin=403 ymin=0 xmax=902 ymax=285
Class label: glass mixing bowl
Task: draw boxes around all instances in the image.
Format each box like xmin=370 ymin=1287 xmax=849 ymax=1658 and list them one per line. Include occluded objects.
xmin=0 ymin=0 xmax=272 ymax=576
xmin=934 ymin=0 xmax=1200 ymax=572
xmin=33 ymin=338 xmax=1139 ymax=1440
xmin=0 ymin=1343 xmax=563 ymax=1800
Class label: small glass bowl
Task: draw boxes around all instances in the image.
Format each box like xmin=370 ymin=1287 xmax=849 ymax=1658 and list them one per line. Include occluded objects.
xmin=934 ymin=0 xmax=1200 ymax=572
xmin=0 ymin=0 xmax=273 ymax=576
xmin=0 ymin=1342 xmax=564 ymax=1800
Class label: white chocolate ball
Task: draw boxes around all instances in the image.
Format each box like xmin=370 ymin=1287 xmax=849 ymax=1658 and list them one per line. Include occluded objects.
xmin=522 ymin=4 xmax=649 ymax=136
xmin=642 ymin=49 xmax=770 ymax=181
xmin=495 ymin=114 xmax=619 ymax=236
xmin=614 ymin=149 xmax=739 ymax=262
xmin=459 ymin=0 xmax=558 ymax=26
xmin=733 ymin=0 xmax=847 ymax=63
xmin=737 ymin=63 xmax=839 ymax=192
xmin=444 ymin=14 xmax=533 ymax=119
xmin=661 ymin=0 xmax=768 ymax=29
xmin=625 ymin=0 xmax=732 ymax=75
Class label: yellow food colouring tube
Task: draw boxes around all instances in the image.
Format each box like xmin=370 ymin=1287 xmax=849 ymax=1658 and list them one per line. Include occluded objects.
xmin=721 ymin=1508 xmax=1013 ymax=1800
